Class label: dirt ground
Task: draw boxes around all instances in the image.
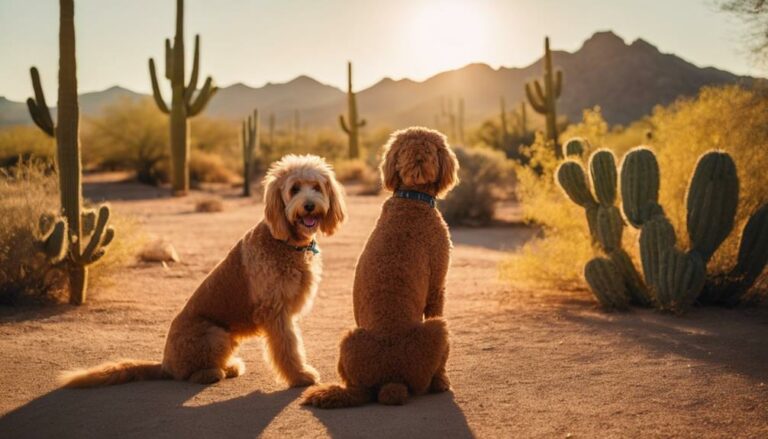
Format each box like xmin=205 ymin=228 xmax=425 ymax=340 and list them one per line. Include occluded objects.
xmin=1 ymin=179 xmax=767 ymax=439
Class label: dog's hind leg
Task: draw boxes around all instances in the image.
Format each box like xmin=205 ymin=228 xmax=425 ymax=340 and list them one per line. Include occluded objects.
xmin=189 ymin=368 xmax=226 ymax=384
xmin=182 ymin=324 xmax=237 ymax=384
xmin=262 ymin=314 xmax=319 ymax=387
xmin=429 ymin=341 xmax=451 ymax=393
xmin=224 ymin=357 xmax=246 ymax=378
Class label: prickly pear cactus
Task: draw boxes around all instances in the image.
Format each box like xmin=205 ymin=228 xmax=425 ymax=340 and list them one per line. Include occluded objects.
xmin=584 ymin=258 xmax=630 ymax=309
xmin=556 ymin=144 xmax=650 ymax=308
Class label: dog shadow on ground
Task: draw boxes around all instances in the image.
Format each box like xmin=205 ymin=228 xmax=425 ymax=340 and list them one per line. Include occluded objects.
xmin=0 ymin=382 xmax=301 ymax=439
xmin=559 ymin=305 xmax=768 ymax=382
xmin=304 ymin=391 xmax=475 ymax=439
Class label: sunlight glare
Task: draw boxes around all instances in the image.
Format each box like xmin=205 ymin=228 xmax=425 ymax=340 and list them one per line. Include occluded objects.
xmin=403 ymin=1 xmax=492 ymax=76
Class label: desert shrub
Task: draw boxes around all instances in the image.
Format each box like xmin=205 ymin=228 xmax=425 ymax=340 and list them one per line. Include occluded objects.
xmin=439 ymin=145 xmax=515 ymax=226
xmin=190 ymin=116 xmax=241 ymax=174
xmin=0 ymin=162 xmax=141 ymax=305
xmin=0 ymin=126 xmax=56 ymax=166
xmin=194 ymin=196 xmax=224 ymax=213
xmin=82 ymin=97 xmax=168 ymax=183
xmin=333 ymin=159 xmax=369 ymax=183
xmin=189 ymin=150 xmax=239 ymax=185
xmin=504 ymin=86 xmax=768 ymax=296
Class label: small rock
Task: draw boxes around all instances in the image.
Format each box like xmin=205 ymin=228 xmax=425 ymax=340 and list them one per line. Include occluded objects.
xmin=140 ymin=238 xmax=180 ymax=263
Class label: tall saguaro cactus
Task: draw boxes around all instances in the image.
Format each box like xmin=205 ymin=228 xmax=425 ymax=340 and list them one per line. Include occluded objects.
xmin=499 ymin=97 xmax=509 ymax=145
xmin=241 ymin=109 xmax=259 ymax=197
xmin=339 ymin=61 xmax=366 ymax=159
xmin=27 ymin=0 xmax=114 ymax=305
xmin=149 ymin=0 xmax=217 ymax=196
xmin=526 ymin=37 xmax=563 ymax=157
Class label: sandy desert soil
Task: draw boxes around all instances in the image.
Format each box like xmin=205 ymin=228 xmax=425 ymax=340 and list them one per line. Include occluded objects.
xmin=1 ymin=179 xmax=767 ymax=439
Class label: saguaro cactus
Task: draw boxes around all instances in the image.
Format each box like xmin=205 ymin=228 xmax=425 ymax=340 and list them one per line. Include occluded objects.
xmin=149 ymin=0 xmax=217 ymax=196
xmin=241 ymin=109 xmax=259 ymax=197
xmin=499 ymin=97 xmax=509 ymax=147
xmin=526 ymin=37 xmax=563 ymax=156
xmin=516 ymin=102 xmax=528 ymax=135
xmin=339 ymin=61 xmax=366 ymax=159
xmin=457 ymin=98 xmax=465 ymax=145
xmin=27 ymin=0 xmax=114 ymax=305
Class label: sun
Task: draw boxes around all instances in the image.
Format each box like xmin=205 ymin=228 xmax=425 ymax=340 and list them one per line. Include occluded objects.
xmin=402 ymin=1 xmax=492 ymax=76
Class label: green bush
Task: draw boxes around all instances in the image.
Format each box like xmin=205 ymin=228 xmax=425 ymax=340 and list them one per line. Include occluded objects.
xmin=0 ymin=161 xmax=141 ymax=305
xmin=439 ymin=145 xmax=514 ymax=226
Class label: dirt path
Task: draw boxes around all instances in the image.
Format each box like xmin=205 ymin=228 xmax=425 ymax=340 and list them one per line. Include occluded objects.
xmin=1 ymin=182 xmax=767 ymax=438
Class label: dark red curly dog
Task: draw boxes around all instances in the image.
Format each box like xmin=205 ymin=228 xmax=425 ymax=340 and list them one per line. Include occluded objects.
xmin=302 ymin=126 xmax=459 ymax=408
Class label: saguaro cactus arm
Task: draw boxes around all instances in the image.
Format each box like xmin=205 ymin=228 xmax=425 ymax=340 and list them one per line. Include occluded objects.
xmin=148 ymin=59 xmax=170 ymax=114
xmin=187 ymin=76 xmax=217 ymax=117
xmin=339 ymin=115 xmax=351 ymax=133
xmin=75 ymin=205 xmax=114 ymax=265
xmin=525 ymin=81 xmax=546 ymax=113
xmin=185 ymin=35 xmax=201 ymax=104
xmin=27 ymin=67 xmax=56 ymax=137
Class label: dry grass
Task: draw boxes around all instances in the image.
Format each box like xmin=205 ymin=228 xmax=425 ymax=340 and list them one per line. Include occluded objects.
xmin=189 ymin=150 xmax=240 ymax=185
xmin=333 ymin=159 xmax=369 ymax=183
xmin=0 ymin=161 xmax=142 ymax=305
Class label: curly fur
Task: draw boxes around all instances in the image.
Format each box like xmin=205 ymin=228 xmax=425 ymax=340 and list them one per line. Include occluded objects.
xmin=302 ymin=127 xmax=459 ymax=408
xmin=60 ymin=155 xmax=346 ymax=389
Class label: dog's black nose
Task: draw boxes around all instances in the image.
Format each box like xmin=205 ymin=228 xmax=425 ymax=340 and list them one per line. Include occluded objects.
xmin=304 ymin=202 xmax=315 ymax=212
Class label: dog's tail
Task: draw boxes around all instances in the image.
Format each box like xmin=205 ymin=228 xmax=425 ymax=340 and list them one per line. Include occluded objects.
xmin=377 ymin=382 xmax=409 ymax=405
xmin=59 ymin=360 xmax=168 ymax=388
xmin=301 ymin=384 xmax=371 ymax=409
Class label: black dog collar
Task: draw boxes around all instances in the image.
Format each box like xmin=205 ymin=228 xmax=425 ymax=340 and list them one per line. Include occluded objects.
xmin=394 ymin=190 xmax=436 ymax=208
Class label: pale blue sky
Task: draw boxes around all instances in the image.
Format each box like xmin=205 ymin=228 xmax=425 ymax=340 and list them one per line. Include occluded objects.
xmin=0 ymin=0 xmax=759 ymax=101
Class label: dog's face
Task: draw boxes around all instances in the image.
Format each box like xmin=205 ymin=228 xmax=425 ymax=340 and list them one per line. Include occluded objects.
xmin=380 ymin=127 xmax=459 ymax=198
xmin=263 ymin=155 xmax=346 ymax=242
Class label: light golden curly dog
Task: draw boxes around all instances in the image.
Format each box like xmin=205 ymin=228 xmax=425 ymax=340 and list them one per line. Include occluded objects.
xmin=61 ymin=154 xmax=346 ymax=388
xmin=302 ymin=127 xmax=459 ymax=408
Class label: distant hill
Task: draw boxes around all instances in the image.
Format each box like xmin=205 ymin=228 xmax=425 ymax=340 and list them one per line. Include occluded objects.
xmin=1 ymin=31 xmax=758 ymax=130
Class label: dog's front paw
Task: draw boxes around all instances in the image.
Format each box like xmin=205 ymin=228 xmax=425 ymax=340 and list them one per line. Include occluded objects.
xmin=289 ymin=366 xmax=320 ymax=387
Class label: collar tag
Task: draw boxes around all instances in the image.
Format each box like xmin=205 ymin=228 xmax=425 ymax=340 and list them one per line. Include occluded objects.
xmin=394 ymin=190 xmax=436 ymax=208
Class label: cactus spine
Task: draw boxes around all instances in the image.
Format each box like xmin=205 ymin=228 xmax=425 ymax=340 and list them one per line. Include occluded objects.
xmin=26 ymin=0 xmax=114 ymax=305
xmin=149 ymin=0 xmax=217 ymax=196
xmin=339 ymin=61 xmax=366 ymax=159
xmin=556 ymin=148 xmax=649 ymax=308
xmin=526 ymin=37 xmax=563 ymax=157
xmin=241 ymin=109 xmax=259 ymax=197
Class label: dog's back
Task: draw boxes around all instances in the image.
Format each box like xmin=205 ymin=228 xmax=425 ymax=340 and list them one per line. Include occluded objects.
xmin=353 ymin=197 xmax=451 ymax=329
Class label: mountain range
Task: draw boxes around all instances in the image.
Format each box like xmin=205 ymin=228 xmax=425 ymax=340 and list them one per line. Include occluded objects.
xmin=0 ymin=31 xmax=759 ymax=130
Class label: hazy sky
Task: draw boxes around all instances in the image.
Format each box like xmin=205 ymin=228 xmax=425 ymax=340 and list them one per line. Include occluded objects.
xmin=0 ymin=0 xmax=760 ymax=101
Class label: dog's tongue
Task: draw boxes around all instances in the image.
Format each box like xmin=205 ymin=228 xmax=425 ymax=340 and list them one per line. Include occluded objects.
xmin=302 ymin=217 xmax=318 ymax=227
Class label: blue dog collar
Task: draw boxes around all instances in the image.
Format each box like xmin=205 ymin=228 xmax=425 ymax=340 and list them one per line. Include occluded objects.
xmin=287 ymin=239 xmax=319 ymax=255
xmin=394 ymin=190 xmax=436 ymax=208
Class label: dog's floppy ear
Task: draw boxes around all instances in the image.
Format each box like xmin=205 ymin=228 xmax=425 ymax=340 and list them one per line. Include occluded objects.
xmin=321 ymin=175 xmax=347 ymax=236
xmin=435 ymin=142 xmax=459 ymax=198
xmin=380 ymin=140 xmax=401 ymax=192
xmin=263 ymin=171 xmax=292 ymax=241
